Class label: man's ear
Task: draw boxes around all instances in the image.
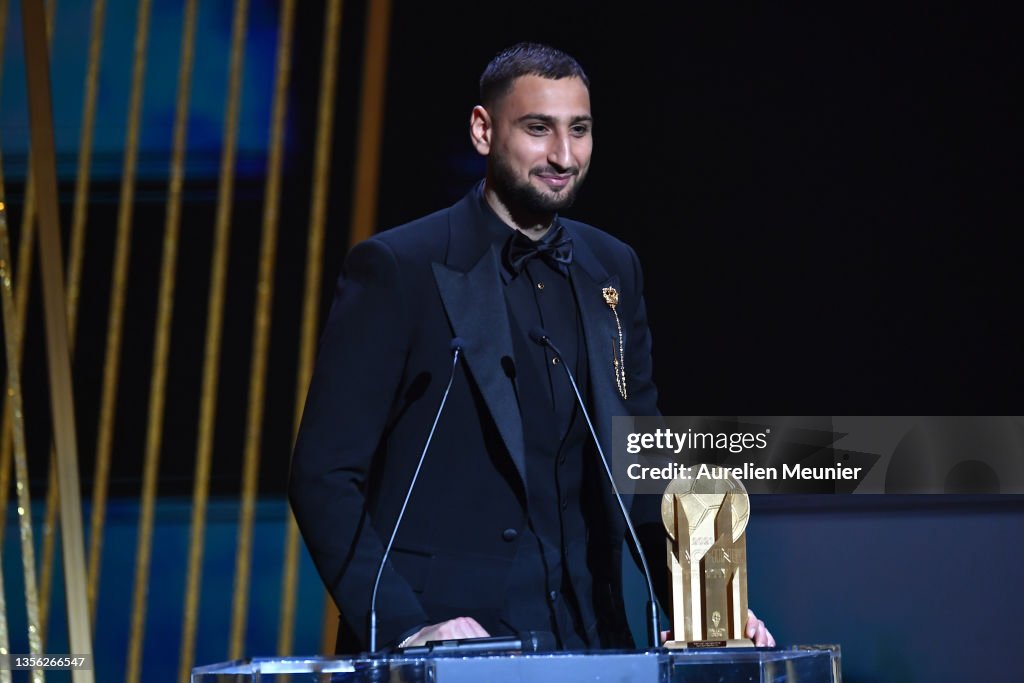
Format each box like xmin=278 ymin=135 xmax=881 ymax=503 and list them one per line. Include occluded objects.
xmin=469 ymin=105 xmax=492 ymax=156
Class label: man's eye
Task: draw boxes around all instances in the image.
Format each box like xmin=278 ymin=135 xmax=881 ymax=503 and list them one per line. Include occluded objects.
xmin=527 ymin=124 xmax=548 ymax=134
xmin=571 ymin=125 xmax=591 ymax=136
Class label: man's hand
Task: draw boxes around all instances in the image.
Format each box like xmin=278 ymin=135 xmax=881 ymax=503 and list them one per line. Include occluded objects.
xmin=659 ymin=609 xmax=776 ymax=647
xmin=400 ymin=617 xmax=491 ymax=648
xmin=745 ymin=609 xmax=775 ymax=647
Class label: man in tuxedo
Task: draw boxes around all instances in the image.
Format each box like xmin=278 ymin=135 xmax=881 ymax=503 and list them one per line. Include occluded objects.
xmin=289 ymin=42 xmax=773 ymax=653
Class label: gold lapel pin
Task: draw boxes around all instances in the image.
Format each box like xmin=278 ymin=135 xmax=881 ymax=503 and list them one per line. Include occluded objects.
xmin=602 ymin=287 xmax=628 ymax=400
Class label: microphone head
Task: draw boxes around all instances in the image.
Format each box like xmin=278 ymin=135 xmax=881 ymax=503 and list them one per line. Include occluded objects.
xmin=450 ymin=337 xmax=466 ymax=352
xmin=518 ymin=630 xmax=557 ymax=653
xmin=528 ymin=327 xmax=549 ymax=346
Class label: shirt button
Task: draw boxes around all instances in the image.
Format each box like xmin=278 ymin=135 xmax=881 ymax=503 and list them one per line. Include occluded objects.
xmin=552 ymin=357 xmax=560 ymax=365
xmin=502 ymin=528 xmax=519 ymax=542
xmin=561 ymin=499 xmax=568 ymax=510
xmin=537 ymin=282 xmax=545 ymax=290
xmin=549 ymin=590 xmax=558 ymax=602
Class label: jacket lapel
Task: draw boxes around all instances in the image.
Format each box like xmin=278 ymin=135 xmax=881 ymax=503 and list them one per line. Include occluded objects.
xmin=566 ymin=226 xmax=633 ymax=515
xmin=431 ymin=195 xmax=528 ymax=492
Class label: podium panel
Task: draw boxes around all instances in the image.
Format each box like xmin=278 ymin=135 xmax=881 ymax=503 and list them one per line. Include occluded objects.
xmin=192 ymin=646 xmax=840 ymax=683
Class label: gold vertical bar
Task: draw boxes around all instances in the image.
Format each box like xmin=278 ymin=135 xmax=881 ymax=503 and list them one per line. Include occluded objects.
xmin=37 ymin=18 xmax=65 ymax=619
xmin=0 ymin=0 xmax=52 ymax=551
xmin=0 ymin=7 xmax=8 ymax=675
xmin=66 ymin=0 xmax=105 ymax=338
xmin=77 ymin=0 xmax=108 ymax=626
xmin=0 ymin=9 xmax=9 ymax=667
xmin=228 ymin=0 xmax=294 ymax=659
xmin=177 ymin=0 xmax=249 ymax=679
xmin=7 ymin=0 xmax=56 ymax=397
xmin=3 ymin=0 xmax=66 ymax=655
xmin=0 ymin=7 xmax=12 ymax=663
xmin=21 ymin=0 xmax=95 ymax=678
xmin=5 ymin=7 xmax=57 ymax=634
xmin=0 ymin=4 xmax=11 ymax=676
xmin=0 ymin=0 xmax=56 ymax=554
xmin=98 ymin=3 xmax=154 ymax=675
xmin=348 ymin=0 xmax=392 ymax=245
xmin=125 ymin=0 xmax=196 ymax=662
xmin=143 ymin=0 xmax=200 ymax=671
xmin=0 ymin=201 xmax=42 ymax=679
xmin=0 ymin=0 xmax=13 ymax=556
xmin=28 ymin=13 xmax=95 ymax=618
xmin=0 ymin=202 xmax=43 ymax=680
xmin=40 ymin=0 xmax=101 ymax=640
xmin=278 ymin=0 xmax=343 ymax=658
xmin=0 ymin=171 xmax=35 ymax=547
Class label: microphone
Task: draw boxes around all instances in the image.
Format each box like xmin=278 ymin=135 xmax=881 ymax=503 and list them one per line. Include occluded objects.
xmin=529 ymin=327 xmax=661 ymax=649
xmin=369 ymin=337 xmax=465 ymax=652
xmin=399 ymin=630 xmax=556 ymax=656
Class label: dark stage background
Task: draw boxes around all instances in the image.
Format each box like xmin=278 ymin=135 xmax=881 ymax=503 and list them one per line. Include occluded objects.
xmin=368 ymin=3 xmax=1022 ymax=416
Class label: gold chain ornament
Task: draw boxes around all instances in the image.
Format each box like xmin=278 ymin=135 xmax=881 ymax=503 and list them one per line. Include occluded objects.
xmin=602 ymin=287 xmax=628 ymax=399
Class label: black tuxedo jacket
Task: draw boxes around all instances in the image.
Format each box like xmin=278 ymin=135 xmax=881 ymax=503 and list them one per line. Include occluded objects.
xmin=289 ymin=189 xmax=663 ymax=653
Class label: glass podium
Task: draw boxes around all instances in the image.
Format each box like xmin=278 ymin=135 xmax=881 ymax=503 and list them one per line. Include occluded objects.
xmin=192 ymin=646 xmax=840 ymax=682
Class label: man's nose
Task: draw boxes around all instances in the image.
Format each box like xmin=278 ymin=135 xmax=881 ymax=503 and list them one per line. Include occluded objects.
xmin=547 ymin=132 xmax=572 ymax=170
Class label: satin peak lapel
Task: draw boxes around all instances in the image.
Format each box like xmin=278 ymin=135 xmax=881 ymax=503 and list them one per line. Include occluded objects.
xmin=568 ymin=234 xmax=632 ymax=511
xmin=432 ymin=251 xmax=527 ymax=491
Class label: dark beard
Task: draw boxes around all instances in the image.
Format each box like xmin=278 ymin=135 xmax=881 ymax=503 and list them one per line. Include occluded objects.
xmin=490 ymin=155 xmax=586 ymax=215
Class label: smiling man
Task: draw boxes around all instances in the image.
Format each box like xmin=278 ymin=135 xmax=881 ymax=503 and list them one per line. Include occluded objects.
xmin=289 ymin=42 xmax=772 ymax=654
xmin=471 ymin=69 xmax=593 ymax=237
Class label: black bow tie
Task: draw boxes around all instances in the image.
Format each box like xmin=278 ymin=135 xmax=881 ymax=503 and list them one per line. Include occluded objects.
xmin=505 ymin=223 xmax=574 ymax=276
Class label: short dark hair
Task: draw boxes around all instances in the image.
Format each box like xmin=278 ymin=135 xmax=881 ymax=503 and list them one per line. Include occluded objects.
xmin=479 ymin=42 xmax=589 ymax=109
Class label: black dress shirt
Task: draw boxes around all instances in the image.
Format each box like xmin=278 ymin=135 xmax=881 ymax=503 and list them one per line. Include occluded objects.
xmin=471 ymin=184 xmax=600 ymax=649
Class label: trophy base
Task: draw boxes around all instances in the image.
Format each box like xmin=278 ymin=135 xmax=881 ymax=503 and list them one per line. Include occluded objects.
xmin=664 ymin=638 xmax=754 ymax=649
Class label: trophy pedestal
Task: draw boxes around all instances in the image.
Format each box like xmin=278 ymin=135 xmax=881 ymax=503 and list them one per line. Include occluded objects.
xmin=664 ymin=638 xmax=754 ymax=649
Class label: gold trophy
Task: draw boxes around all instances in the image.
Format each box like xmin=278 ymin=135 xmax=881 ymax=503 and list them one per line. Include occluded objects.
xmin=662 ymin=472 xmax=752 ymax=647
